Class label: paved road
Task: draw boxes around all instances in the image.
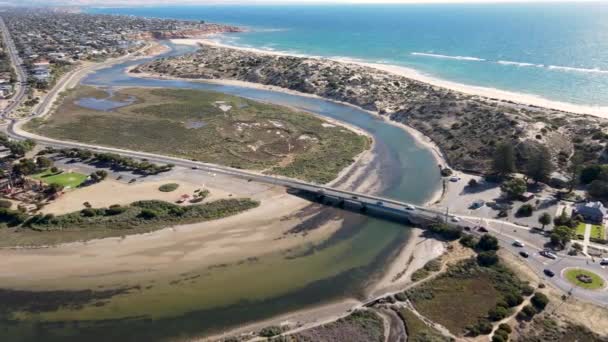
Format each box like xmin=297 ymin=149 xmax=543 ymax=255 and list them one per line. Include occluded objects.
xmin=2 ymin=29 xmax=607 ymax=307
xmin=0 ymin=17 xmax=27 ymax=117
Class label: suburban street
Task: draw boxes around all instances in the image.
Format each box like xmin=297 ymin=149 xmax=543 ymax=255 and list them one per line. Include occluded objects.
xmin=0 ymin=17 xmax=27 ymax=118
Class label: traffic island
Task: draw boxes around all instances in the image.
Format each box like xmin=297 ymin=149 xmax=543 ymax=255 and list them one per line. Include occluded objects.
xmin=564 ymin=268 xmax=606 ymax=290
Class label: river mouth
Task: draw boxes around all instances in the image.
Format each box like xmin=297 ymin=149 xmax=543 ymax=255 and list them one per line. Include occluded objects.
xmin=0 ymin=42 xmax=441 ymax=341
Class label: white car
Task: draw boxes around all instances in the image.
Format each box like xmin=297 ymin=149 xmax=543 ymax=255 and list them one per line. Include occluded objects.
xmin=512 ymin=240 xmax=525 ymax=248
xmin=451 ymin=216 xmax=461 ymax=223
xmin=405 ymin=204 xmax=416 ymax=211
xmin=540 ymin=250 xmax=557 ymax=259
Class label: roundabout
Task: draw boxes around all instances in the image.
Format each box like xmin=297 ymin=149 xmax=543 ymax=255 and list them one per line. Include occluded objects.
xmin=564 ymin=268 xmax=606 ymax=290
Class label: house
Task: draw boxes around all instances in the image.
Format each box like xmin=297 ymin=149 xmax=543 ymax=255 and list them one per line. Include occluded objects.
xmin=574 ymin=201 xmax=607 ymax=223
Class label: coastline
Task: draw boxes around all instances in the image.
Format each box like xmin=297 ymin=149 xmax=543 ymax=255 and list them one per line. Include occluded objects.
xmin=11 ymin=37 xmax=445 ymax=341
xmin=180 ymin=38 xmax=608 ymax=118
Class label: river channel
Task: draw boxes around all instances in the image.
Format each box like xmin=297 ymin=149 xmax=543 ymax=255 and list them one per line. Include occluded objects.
xmin=1 ymin=42 xmax=442 ymax=341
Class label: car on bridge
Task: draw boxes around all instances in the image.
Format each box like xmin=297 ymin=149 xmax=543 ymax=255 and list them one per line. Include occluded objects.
xmin=404 ymin=204 xmax=415 ymax=211
xmin=519 ymin=251 xmax=529 ymax=258
xmin=376 ymin=201 xmax=383 ymax=206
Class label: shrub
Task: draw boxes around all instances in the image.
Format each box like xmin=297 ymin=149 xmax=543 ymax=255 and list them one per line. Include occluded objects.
xmin=468 ymin=179 xmax=478 ymax=187
xmin=504 ymin=291 xmax=524 ymax=307
xmin=498 ymin=323 xmax=512 ymax=333
xmin=259 ymin=325 xmax=282 ymax=338
xmin=81 ymin=208 xmax=97 ymax=217
xmin=460 ymin=235 xmax=478 ymax=248
xmin=488 ymin=305 xmax=510 ymax=321
xmin=0 ymin=208 xmax=28 ymax=227
xmin=521 ymin=284 xmax=535 ymax=296
xmin=440 ymin=168 xmax=453 ymax=177
xmin=394 ymin=292 xmax=407 ymax=302
xmin=159 ymin=183 xmax=180 ymax=192
xmin=517 ymin=304 xmax=537 ymax=321
xmin=138 ymin=209 xmax=159 ymax=220
xmin=106 ymin=205 xmax=127 ymax=216
xmin=428 ymin=222 xmax=462 ymax=240
xmin=531 ymin=292 xmax=549 ymax=311
xmin=477 ymin=251 xmax=499 ymax=267
xmin=492 ymin=335 xmax=506 ymax=342
xmin=516 ymin=204 xmax=534 ymax=217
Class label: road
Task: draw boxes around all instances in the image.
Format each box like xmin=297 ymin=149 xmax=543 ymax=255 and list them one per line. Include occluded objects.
xmin=0 ymin=17 xmax=27 ymax=117
xmin=1 ymin=26 xmax=607 ymax=307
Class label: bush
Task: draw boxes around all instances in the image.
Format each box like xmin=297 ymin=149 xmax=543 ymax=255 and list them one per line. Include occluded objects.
xmin=428 ymin=222 xmax=462 ymax=240
xmin=394 ymin=292 xmax=407 ymax=302
xmin=492 ymin=335 xmax=506 ymax=342
xmin=517 ymin=304 xmax=537 ymax=321
xmin=460 ymin=235 xmax=478 ymax=248
xmin=521 ymin=284 xmax=535 ymax=296
xmin=516 ymin=204 xmax=535 ymax=217
xmin=159 ymin=183 xmax=180 ymax=192
xmin=503 ymin=291 xmax=524 ymax=307
xmin=477 ymin=251 xmax=499 ymax=267
xmin=81 ymin=208 xmax=97 ymax=217
xmin=0 ymin=200 xmax=12 ymax=209
xmin=0 ymin=208 xmax=28 ymax=227
xmin=498 ymin=323 xmax=512 ymax=333
xmin=531 ymin=292 xmax=549 ymax=311
xmin=106 ymin=205 xmax=127 ymax=216
xmin=440 ymin=168 xmax=453 ymax=177
xmin=488 ymin=305 xmax=510 ymax=321
xmin=138 ymin=209 xmax=159 ymax=220
xmin=468 ymin=179 xmax=478 ymax=187
xmin=259 ymin=325 xmax=282 ymax=338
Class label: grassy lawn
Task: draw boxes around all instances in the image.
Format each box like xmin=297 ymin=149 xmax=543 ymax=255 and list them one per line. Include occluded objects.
xmin=575 ymin=222 xmax=604 ymax=240
xmin=26 ymin=86 xmax=370 ymax=184
xmin=32 ymin=170 xmax=88 ymax=188
xmin=565 ymin=268 xmax=605 ymax=290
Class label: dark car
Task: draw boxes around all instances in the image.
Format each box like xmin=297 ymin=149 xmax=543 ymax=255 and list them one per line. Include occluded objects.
xmin=543 ymin=269 xmax=555 ymax=277
xmin=477 ymin=227 xmax=488 ymax=233
xmin=519 ymin=251 xmax=529 ymax=258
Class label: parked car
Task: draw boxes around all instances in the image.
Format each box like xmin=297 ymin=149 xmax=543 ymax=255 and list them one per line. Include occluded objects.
xmin=470 ymin=200 xmax=485 ymax=209
xmin=543 ymin=269 xmax=555 ymax=277
xmin=519 ymin=251 xmax=529 ymax=258
xmin=451 ymin=216 xmax=461 ymax=223
xmin=600 ymin=258 xmax=608 ymax=266
xmin=512 ymin=240 xmax=525 ymax=248
xmin=540 ymin=250 xmax=557 ymax=259
xmin=449 ymin=176 xmax=460 ymax=182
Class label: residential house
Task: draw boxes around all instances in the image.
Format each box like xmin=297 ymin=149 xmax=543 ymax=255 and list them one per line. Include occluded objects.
xmin=574 ymin=201 xmax=607 ymax=223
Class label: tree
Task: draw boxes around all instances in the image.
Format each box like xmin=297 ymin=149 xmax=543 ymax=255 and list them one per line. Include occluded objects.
xmin=35 ymin=156 xmax=53 ymax=169
xmin=488 ymin=306 xmax=510 ymax=321
xmin=501 ymin=178 xmax=527 ymax=199
xmin=524 ymin=146 xmax=553 ymax=183
xmin=580 ymin=164 xmax=603 ymax=184
xmin=566 ymin=154 xmax=582 ymax=193
xmin=550 ymin=226 xmax=574 ymax=249
xmin=516 ymin=204 xmax=534 ymax=217
xmin=538 ymin=212 xmax=552 ymax=230
xmin=477 ymin=235 xmax=499 ymax=251
xmin=492 ymin=142 xmax=516 ymax=177
xmin=12 ymin=158 xmax=37 ymax=176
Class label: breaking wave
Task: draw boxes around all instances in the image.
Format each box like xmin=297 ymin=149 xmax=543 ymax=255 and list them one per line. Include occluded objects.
xmin=410 ymin=52 xmax=486 ymax=62
xmin=547 ymin=65 xmax=608 ymax=74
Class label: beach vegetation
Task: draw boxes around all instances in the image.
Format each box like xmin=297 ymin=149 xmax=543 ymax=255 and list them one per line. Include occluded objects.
xmin=159 ymin=183 xmax=179 ymax=192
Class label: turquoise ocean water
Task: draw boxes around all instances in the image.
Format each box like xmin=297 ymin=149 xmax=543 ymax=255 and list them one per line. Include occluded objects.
xmin=90 ymin=3 xmax=608 ymax=107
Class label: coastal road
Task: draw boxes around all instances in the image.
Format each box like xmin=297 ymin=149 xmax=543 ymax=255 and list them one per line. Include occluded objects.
xmin=3 ymin=36 xmax=608 ymax=308
xmin=0 ymin=17 xmax=27 ymax=118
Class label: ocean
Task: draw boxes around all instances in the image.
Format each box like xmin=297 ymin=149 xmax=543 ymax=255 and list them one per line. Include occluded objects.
xmin=89 ymin=3 xmax=608 ymax=108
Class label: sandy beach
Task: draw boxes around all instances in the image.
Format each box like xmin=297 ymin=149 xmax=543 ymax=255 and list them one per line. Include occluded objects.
xmin=175 ymin=38 xmax=608 ymax=118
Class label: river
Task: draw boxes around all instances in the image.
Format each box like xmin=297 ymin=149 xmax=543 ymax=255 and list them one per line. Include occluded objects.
xmin=1 ymin=42 xmax=441 ymax=341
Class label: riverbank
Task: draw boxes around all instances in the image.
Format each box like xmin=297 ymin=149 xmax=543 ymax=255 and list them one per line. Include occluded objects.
xmin=185 ymin=38 xmax=608 ymax=118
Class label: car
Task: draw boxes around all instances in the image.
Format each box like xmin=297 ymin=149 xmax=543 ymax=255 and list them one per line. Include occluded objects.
xmin=191 ymin=166 xmax=198 ymax=170
xmin=477 ymin=226 xmax=488 ymax=233
xmin=540 ymin=250 xmax=557 ymax=259
xmin=543 ymin=269 xmax=555 ymax=277
xmin=405 ymin=204 xmax=416 ymax=211
xmin=352 ymin=196 xmax=359 ymax=200
xmin=377 ymin=201 xmax=384 ymax=206
xmin=512 ymin=240 xmax=525 ymax=248
xmin=449 ymin=176 xmax=460 ymax=182
xmin=470 ymin=200 xmax=485 ymax=209
xmin=451 ymin=216 xmax=461 ymax=223
xmin=519 ymin=251 xmax=529 ymax=258
xmin=600 ymin=258 xmax=608 ymax=266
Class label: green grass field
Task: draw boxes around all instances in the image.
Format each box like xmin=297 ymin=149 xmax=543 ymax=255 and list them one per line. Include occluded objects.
xmin=26 ymin=86 xmax=370 ymax=184
xmin=575 ymin=223 xmax=604 ymax=240
xmin=565 ymin=269 xmax=605 ymax=290
xmin=32 ymin=170 xmax=88 ymax=188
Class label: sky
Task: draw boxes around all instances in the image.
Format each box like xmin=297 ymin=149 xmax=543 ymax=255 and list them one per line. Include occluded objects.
xmin=6 ymin=0 xmax=602 ymax=6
